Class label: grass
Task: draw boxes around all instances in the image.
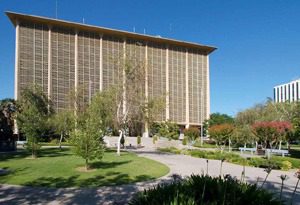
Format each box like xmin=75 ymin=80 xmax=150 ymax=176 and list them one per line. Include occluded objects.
xmin=0 ymin=148 xmax=169 ymax=188
xmin=39 ymin=142 xmax=71 ymax=146
xmin=158 ymin=147 xmax=300 ymax=171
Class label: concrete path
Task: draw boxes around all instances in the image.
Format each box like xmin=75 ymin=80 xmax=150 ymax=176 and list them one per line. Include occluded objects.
xmin=1 ymin=137 xmax=300 ymax=204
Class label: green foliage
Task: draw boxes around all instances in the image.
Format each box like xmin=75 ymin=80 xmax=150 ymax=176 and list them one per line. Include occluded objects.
xmin=17 ymin=86 xmax=52 ymax=158
xmin=69 ymin=90 xmax=116 ymax=169
xmin=184 ymin=127 xmax=199 ymax=142
xmin=182 ymin=137 xmax=187 ymax=145
xmin=70 ymin=129 xmax=104 ymax=170
xmin=159 ymin=147 xmax=296 ymax=170
xmin=50 ymin=110 xmax=75 ymax=146
xmin=137 ymin=136 xmax=141 ymax=145
xmin=208 ymin=124 xmax=234 ymax=146
xmin=0 ymin=98 xmax=16 ymax=151
xmin=151 ymin=121 xmax=179 ymax=140
xmin=208 ymin=113 xmax=235 ymax=126
xmin=281 ymin=160 xmax=292 ymax=171
xmin=232 ymin=125 xmax=257 ymax=145
xmin=152 ymin=135 xmax=158 ymax=144
xmin=235 ymin=100 xmax=300 ymax=143
xmin=129 ymin=174 xmax=281 ymax=205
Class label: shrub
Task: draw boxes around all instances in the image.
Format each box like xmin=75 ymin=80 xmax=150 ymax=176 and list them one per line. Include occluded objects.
xmin=50 ymin=138 xmax=59 ymax=145
xmin=184 ymin=127 xmax=199 ymax=142
xmin=182 ymin=137 xmax=187 ymax=145
xmin=137 ymin=136 xmax=141 ymax=145
xmin=152 ymin=121 xmax=179 ymax=140
xmin=249 ymin=158 xmax=281 ymax=170
xmin=281 ymin=160 xmax=292 ymax=171
xmin=129 ymin=174 xmax=281 ymax=205
xmin=152 ymin=135 xmax=158 ymax=144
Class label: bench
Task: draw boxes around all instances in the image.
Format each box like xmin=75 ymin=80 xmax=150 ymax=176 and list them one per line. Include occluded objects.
xmin=239 ymin=147 xmax=256 ymax=155
xmin=16 ymin=141 xmax=27 ymax=146
xmin=266 ymin=149 xmax=289 ymax=157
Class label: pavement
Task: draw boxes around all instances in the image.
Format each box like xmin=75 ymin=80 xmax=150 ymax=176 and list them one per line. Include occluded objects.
xmin=1 ymin=137 xmax=300 ymax=204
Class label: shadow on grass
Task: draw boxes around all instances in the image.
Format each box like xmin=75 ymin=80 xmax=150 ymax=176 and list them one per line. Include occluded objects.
xmin=90 ymin=160 xmax=132 ymax=169
xmin=23 ymin=172 xmax=155 ymax=188
xmin=0 ymin=148 xmax=71 ymax=161
xmin=289 ymin=149 xmax=300 ymax=159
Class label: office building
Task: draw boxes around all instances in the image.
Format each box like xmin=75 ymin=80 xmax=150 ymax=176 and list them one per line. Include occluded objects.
xmin=274 ymin=79 xmax=300 ymax=103
xmin=7 ymin=11 xmax=216 ymax=128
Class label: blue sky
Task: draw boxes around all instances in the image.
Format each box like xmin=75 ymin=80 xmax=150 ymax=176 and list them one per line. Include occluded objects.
xmin=1 ymin=0 xmax=300 ymax=116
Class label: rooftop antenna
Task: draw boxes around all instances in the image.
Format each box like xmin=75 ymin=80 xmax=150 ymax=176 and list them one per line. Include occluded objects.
xmin=143 ymin=28 xmax=146 ymax=34
xmin=83 ymin=17 xmax=85 ymax=24
xmin=55 ymin=0 xmax=58 ymax=19
xmin=133 ymin=26 xmax=135 ymax=32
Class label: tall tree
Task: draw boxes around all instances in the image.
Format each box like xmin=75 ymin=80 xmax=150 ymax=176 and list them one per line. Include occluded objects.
xmin=69 ymin=89 xmax=116 ymax=169
xmin=17 ymin=86 xmax=52 ymax=158
xmin=208 ymin=113 xmax=234 ymax=127
xmin=0 ymin=99 xmax=16 ymax=151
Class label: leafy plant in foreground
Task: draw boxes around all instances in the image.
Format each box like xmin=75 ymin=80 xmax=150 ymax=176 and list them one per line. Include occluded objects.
xmin=129 ymin=174 xmax=282 ymax=205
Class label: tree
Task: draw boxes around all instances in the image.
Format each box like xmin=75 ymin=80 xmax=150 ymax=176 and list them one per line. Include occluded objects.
xmin=252 ymin=121 xmax=292 ymax=149
xmin=16 ymin=86 xmax=52 ymax=158
xmin=0 ymin=99 xmax=16 ymax=151
xmin=184 ymin=127 xmax=200 ymax=144
xmin=208 ymin=124 xmax=234 ymax=151
xmin=50 ymin=110 xmax=75 ymax=149
xmin=232 ymin=125 xmax=257 ymax=148
xmin=203 ymin=113 xmax=234 ymax=137
xmin=208 ymin=113 xmax=234 ymax=126
xmin=69 ymin=89 xmax=116 ymax=170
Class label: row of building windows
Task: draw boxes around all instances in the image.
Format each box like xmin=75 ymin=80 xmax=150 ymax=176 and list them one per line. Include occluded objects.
xmin=274 ymin=81 xmax=300 ymax=103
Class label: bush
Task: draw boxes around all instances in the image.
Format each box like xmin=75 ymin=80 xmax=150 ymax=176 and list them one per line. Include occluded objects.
xmin=50 ymin=138 xmax=59 ymax=145
xmin=137 ymin=136 xmax=141 ymax=145
xmin=159 ymin=148 xmax=293 ymax=170
xmin=129 ymin=174 xmax=281 ymax=205
xmin=151 ymin=121 xmax=179 ymax=140
xmin=249 ymin=158 xmax=281 ymax=170
xmin=182 ymin=137 xmax=187 ymax=145
xmin=281 ymin=160 xmax=292 ymax=171
xmin=152 ymin=135 xmax=158 ymax=144
xmin=184 ymin=127 xmax=199 ymax=142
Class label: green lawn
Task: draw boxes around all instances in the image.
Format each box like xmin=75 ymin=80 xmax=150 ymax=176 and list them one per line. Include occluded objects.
xmin=0 ymin=148 xmax=169 ymax=188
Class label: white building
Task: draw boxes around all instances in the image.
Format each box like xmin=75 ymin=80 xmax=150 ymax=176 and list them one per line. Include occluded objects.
xmin=273 ymin=79 xmax=300 ymax=103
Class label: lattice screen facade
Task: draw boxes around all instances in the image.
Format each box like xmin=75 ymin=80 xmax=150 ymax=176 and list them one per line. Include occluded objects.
xmin=19 ymin=22 xmax=48 ymax=96
xmin=13 ymin=14 xmax=213 ymax=127
xmin=51 ymin=27 xmax=75 ymax=111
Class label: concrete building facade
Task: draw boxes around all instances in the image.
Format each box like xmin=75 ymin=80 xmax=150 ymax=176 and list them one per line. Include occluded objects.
xmin=7 ymin=11 xmax=216 ymax=128
xmin=274 ymin=79 xmax=300 ymax=103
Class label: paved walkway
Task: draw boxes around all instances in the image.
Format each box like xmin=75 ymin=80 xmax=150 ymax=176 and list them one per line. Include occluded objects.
xmin=1 ymin=137 xmax=300 ymax=204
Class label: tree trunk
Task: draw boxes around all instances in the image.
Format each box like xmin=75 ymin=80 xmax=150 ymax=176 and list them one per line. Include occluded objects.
xmin=228 ymin=138 xmax=231 ymax=152
xmin=85 ymin=158 xmax=88 ymax=171
xmin=117 ymin=130 xmax=122 ymax=156
xmin=32 ymin=140 xmax=35 ymax=159
xmin=244 ymin=143 xmax=246 ymax=148
xmin=143 ymin=121 xmax=149 ymax=138
xmin=59 ymin=132 xmax=63 ymax=149
xmin=279 ymin=140 xmax=282 ymax=150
